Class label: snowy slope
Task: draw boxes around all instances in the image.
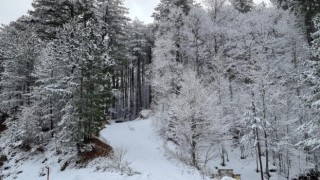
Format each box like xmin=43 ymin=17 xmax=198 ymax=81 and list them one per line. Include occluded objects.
xmin=99 ymin=119 xmax=282 ymax=180
xmin=2 ymin=118 xmax=290 ymax=180
xmin=100 ymin=119 xmax=208 ymax=180
xmin=2 ymin=118 xmax=208 ymax=180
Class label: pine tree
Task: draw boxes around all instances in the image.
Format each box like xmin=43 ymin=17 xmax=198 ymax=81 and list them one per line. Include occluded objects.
xmin=126 ymin=19 xmax=151 ymax=116
xmin=271 ymin=0 xmax=320 ymax=45
xmin=95 ymin=0 xmax=129 ymax=76
xmin=95 ymin=0 xmax=133 ymax=120
xmin=299 ymin=13 xmax=320 ymax=155
xmin=29 ymin=0 xmax=75 ymax=39
xmin=21 ymin=11 xmax=113 ymax=146
xmin=231 ymin=0 xmax=254 ymax=13
xmin=76 ymin=22 xmax=113 ymax=142
xmin=0 ymin=17 xmax=39 ymax=117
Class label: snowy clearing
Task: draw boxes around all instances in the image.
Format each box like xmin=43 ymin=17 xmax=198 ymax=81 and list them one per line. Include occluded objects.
xmin=100 ymin=118 xmax=208 ymax=180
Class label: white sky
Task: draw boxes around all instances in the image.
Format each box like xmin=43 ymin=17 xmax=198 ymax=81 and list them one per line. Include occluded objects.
xmin=0 ymin=0 xmax=270 ymax=25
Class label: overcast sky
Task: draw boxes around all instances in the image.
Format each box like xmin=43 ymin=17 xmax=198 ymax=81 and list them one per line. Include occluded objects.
xmin=0 ymin=0 xmax=270 ymax=25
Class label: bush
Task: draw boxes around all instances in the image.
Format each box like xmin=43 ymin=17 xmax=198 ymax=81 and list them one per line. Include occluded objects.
xmin=0 ymin=155 xmax=8 ymax=166
xmin=78 ymin=137 xmax=113 ymax=164
xmin=293 ymin=169 xmax=320 ymax=180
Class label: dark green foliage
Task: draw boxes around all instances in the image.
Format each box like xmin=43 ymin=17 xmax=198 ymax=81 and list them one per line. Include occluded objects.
xmin=0 ymin=0 xmax=125 ymax=147
xmin=76 ymin=27 xmax=113 ymax=141
xmin=29 ymin=0 xmax=95 ymax=40
xmin=272 ymin=0 xmax=320 ymax=16
xmin=231 ymin=0 xmax=254 ymax=13
xmin=271 ymin=0 xmax=320 ymax=45
xmin=78 ymin=76 xmax=113 ymax=140
xmin=29 ymin=0 xmax=75 ymax=39
xmin=96 ymin=0 xmax=130 ymax=65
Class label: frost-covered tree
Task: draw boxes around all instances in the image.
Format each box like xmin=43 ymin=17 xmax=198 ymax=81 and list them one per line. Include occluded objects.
xmin=166 ymin=70 xmax=219 ymax=168
xmin=231 ymin=7 xmax=308 ymax=178
xmin=0 ymin=17 xmax=39 ymax=118
xmin=180 ymin=6 xmax=209 ymax=75
xmin=241 ymin=92 xmax=264 ymax=179
xmin=152 ymin=1 xmax=192 ymax=105
xmin=202 ymin=0 xmax=227 ymax=21
xmin=18 ymin=23 xmax=83 ymax=145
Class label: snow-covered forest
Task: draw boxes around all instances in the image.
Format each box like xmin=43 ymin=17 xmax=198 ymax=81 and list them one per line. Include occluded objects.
xmin=1 ymin=0 xmax=320 ymax=179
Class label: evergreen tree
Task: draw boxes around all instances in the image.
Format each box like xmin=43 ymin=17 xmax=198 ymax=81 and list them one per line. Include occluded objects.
xmin=29 ymin=0 xmax=75 ymax=39
xmin=127 ymin=19 xmax=151 ymax=116
xmin=76 ymin=22 xmax=113 ymax=142
xmin=95 ymin=0 xmax=129 ymax=77
xmin=0 ymin=17 xmax=39 ymax=117
xmin=271 ymin=0 xmax=320 ymax=45
xmin=230 ymin=0 xmax=254 ymax=13
xmin=18 ymin=9 xmax=114 ymax=146
xmin=299 ymin=13 xmax=320 ymax=156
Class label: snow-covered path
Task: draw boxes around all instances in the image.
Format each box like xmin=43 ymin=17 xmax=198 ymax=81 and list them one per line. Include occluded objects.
xmin=100 ymin=119 xmax=206 ymax=180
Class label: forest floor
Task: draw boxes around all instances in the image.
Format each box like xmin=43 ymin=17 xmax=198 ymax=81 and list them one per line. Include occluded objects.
xmin=1 ymin=117 xmax=293 ymax=180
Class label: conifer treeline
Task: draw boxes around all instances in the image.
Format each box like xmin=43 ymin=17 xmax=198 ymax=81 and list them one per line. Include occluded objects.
xmin=0 ymin=0 xmax=152 ymax=147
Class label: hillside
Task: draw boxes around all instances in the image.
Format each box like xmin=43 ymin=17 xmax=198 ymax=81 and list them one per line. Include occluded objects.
xmin=2 ymin=117 xmax=304 ymax=180
xmin=1 ymin=118 xmax=207 ymax=180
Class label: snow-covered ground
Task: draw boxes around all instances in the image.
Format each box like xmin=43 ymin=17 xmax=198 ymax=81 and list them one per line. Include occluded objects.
xmin=100 ymin=119 xmax=208 ymax=180
xmin=1 ymin=118 xmax=207 ymax=180
xmin=1 ymin=118 xmax=294 ymax=180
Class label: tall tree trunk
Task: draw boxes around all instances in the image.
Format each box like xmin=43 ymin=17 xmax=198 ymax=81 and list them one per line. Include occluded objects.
xmin=252 ymin=92 xmax=264 ymax=180
xmin=229 ymin=78 xmax=233 ymax=101
xmin=121 ymin=71 xmax=125 ymax=109
xmin=262 ymin=86 xmax=270 ymax=178
xmin=141 ymin=55 xmax=146 ymax=109
xmin=125 ymin=67 xmax=129 ymax=120
xmin=131 ymin=66 xmax=135 ymax=119
xmin=286 ymin=125 xmax=290 ymax=180
xmin=191 ymin=117 xmax=198 ymax=168
xmin=136 ymin=56 xmax=142 ymax=116
xmin=50 ymin=70 xmax=54 ymax=138
xmin=256 ymin=146 xmax=259 ymax=172
xmin=305 ymin=0 xmax=314 ymax=46
xmin=217 ymin=74 xmax=222 ymax=105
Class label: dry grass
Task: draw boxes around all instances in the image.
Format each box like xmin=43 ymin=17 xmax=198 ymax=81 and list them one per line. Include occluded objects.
xmin=78 ymin=137 xmax=113 ymax=164
xmin=0 ymin=121 xmax=7 ymax=133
